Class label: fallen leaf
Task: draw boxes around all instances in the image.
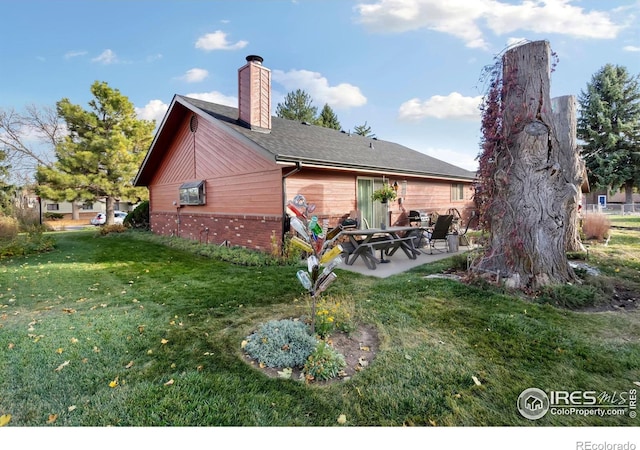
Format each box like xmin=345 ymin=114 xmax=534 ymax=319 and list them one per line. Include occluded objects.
xmin=56 ymin=348 xmax=64 ymax=354
xmin=472 ymin=376 xmax=482 ymax=386
xmin=404 ymin=354 xmax=412 ymax=360
xmin=125 ymin=361 xmax=134 ymax=369
xmin=240 ymin=340 xmax=248 ymax=349
xmin=197 ymin=365 xmax=203 ymax=371
xmin=259 ymin=362 xmax=266 ymax=368
xmin=68 ymin=405 xmax=77 ymax=412
xmin=337 ymin=414 xmax=347 ymax=424
xmin=7 ymin=343 xmax=14 ymax=350
xmin=277 ymin=368 xmax=292 ymax=379
xmin=47 ymin=414 xmax=57 ymax=424
xmin=359 ymin=345 xmax=370 ymax=351
xmin=633 ymin=381 xmax=640 ymax=387
xmin=429 ymin=418 xmax=437 ymax=427
xmin=54 ymin=360 xmax=70 ymax=372
xmin=93 ymin=346 xmax=100 ymax=353
xmin=160 ymin=338 xmax=169 ymax=345
xmin=62 ymin=308 xmax=76 ymax=314
xmin=164 ymin=379 xmax=174 ymax=386
xmin=358 ymin=357 xmax=368 ymax=367
xmin=0 ymin=414 xmax=11 ymax=427
xmin=70 ymin=338 xmax=78 ymax=344
xmin=109 ymin=376 xmax=119 ymax=388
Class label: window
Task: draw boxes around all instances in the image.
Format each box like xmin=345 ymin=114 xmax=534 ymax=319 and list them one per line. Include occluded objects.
xmin=46 ymin=203 xmax=60 ymax=211
xmin=451 ymin=183 xmax=465 ymax=201
xmin=179 ymin=180 xmax=206 ymax=205
xmin=81 ymin=202 xmax=94 ymax=210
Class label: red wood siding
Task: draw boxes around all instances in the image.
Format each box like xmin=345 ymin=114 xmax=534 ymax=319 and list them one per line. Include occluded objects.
xmin=285 ymin=167 xmax=475 ymax=229
xmin=146 ymin=111 xmax=284 ymax=250
xmin=149 ymin=114 xmax=282 ymax=215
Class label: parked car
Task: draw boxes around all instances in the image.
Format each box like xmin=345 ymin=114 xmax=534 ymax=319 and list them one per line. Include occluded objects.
xmin=90 ymin=213 xmax=106 ymax=226
xmin=90 ymin=211 xmax=127 ymax=226
xmin=114 ymin=211 xmax=127 ymax=224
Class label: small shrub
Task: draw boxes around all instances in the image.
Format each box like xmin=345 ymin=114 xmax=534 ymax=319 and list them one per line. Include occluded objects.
xmin=581 ymin=213 xmax=611 ymax=242
xmin=0 ymin=216 xmax=19 ymax=240
xmin=98 ymin=224 xmax=127 ymax=235
xmin=244 ymin=319 xmax=317 ymax=368
xmin=0 ymin=227 xmax=55 ymax=259
xmin=44 ymin=212 xmax=64 ymax=220
xmin=313 ymin=295 xmax=356 ymax=339
xmin=303 ymin=341 xmax=346 ymax=381
xmin=124 ymin=201 xmax=149 ymax=230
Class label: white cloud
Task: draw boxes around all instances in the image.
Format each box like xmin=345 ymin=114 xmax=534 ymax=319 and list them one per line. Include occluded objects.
xmin=272 ymin=69 xmax=367 ymax=109
xmin=64 ymin=50 xmax=87 ymax=59
xmin=92 ymin=49 xmax=118 ymax=64
xmin=418 ymin=146 xmax=479 ymax=171
xmin=485 ymin=0 xmax=621 ymax=39
xmin=135 ymin=100 xmax=168 ymax=124
xmin=185 ymin=91 xmax=237 ymax=107
xmin=195 ymin=30 xmax=248 ymax=51
xmin=356 ymin=0 xmax=489 ymax=48
xmin=355 ymin=0 xmax=623 ymax=49
xmin=398 ymin=92 xmax=482 ymax=121
xmin=623 ymin=45 xmax=640 ymax=52
xmin=179 ymin=68 xmax=209 ymax=83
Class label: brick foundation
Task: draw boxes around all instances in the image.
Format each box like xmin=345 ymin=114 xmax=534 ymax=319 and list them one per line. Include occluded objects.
xmin=151 ymin=212 xmax=283 ymax=252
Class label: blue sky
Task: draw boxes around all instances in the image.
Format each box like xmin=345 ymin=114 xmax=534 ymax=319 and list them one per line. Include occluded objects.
xmin=2 ymin=0 xmax=640 ymax=172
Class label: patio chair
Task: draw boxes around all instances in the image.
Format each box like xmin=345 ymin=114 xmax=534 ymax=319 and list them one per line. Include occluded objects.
xmin=426 ymin=214 xmax=453 ymax=254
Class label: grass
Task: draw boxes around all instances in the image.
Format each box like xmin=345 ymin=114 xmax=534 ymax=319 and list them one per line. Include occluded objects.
xmin=0 ymin=228 xmax=639 ymax=426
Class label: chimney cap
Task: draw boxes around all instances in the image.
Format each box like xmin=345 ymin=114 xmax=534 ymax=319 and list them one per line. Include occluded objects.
xmin=245 ymin=55 xmax=264 ymax=64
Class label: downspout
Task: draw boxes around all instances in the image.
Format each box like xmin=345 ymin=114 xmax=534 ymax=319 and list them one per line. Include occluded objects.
xmin=281 ymin=162 xmax=302 ymax=253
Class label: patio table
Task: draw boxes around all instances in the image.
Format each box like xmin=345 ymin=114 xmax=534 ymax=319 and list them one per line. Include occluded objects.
xmin=341 ymin=226 xmax=422 ymax=270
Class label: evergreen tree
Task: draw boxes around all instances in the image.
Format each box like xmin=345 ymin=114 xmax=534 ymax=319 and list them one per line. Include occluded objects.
xmin=316 ymin=103 xmax=341 ymax=130
xmin=275 ymin=89 xmax=318 ymax=123
xmin=353 ymin=121 xmax=375 ymax=138
xmin=36 ymin=81 xmax=155 ymax=224
xmin=577 ymin=64 xmax=640 ymax=204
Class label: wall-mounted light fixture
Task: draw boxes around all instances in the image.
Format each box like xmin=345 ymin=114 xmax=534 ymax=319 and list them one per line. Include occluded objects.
xmin=393 ymin=181 xmax=399 ymax=192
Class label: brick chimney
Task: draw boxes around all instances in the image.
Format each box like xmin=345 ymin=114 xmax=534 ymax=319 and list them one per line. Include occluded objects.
xmin=238 ymin=55 xmax=271 ymax=132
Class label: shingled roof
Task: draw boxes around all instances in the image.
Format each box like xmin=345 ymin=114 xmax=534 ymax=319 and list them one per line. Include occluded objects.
xmin=135 ymin=94 xmax=476 ymax=186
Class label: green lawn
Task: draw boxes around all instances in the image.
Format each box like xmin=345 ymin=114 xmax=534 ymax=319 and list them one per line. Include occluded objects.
xmin=0 ymin=229 xmax=638 ymax=426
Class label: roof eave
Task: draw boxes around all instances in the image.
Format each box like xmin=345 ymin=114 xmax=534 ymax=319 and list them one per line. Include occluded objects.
xmin=275 ymin=155 xmax=476 ymax=182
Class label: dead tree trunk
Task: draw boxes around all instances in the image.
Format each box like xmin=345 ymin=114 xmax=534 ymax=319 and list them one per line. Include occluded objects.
xmin=552 ymin=95 xmax=586 ymax=253
xmin=474 ymin=40 xmax=577 ymax=290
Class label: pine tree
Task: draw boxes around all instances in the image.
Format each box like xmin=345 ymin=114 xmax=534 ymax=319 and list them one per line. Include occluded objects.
xmin=275 ymin=89 xmax=318 ymax=123
xmin=35 ymin=81 xmax=155 ymax=224
xmin=577 ymin=64 xmax=640 ymax=205
xmin=353 ymin=121 xmax=375 ymax=138
xmin=316 ymin=104 xmax=341 ymax=130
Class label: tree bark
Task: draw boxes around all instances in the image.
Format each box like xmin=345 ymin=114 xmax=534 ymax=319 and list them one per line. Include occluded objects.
xmin=474 ymin=40 xmax=577 ymax=290
xmin=552 ymin=95 xmax=586 ymax=252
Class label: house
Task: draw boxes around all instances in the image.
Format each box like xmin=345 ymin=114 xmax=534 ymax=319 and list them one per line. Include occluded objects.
xmin=134 ymin=55 xmax=476 ymax=252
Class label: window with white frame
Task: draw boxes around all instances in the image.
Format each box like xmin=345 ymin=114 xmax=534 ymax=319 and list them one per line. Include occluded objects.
xmin=451 ymin=183 xmax=465 ymax=201
xmin=179 ymin=180 xmax=206 ymax=205
xmin=46 ymin=203 xmax=60 ymax=211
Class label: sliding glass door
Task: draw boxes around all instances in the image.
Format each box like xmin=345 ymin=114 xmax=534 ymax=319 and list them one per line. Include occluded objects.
xmin=357 ymin=177 xmax=387 ymax=229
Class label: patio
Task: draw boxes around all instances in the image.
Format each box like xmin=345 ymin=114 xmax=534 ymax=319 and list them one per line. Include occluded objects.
xmin=337 ymin=244 xmax=472 ymax=278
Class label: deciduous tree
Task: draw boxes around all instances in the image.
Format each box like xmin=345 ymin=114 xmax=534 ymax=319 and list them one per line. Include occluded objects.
xmin=36 ymin=81 xmax=154 ymax=224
